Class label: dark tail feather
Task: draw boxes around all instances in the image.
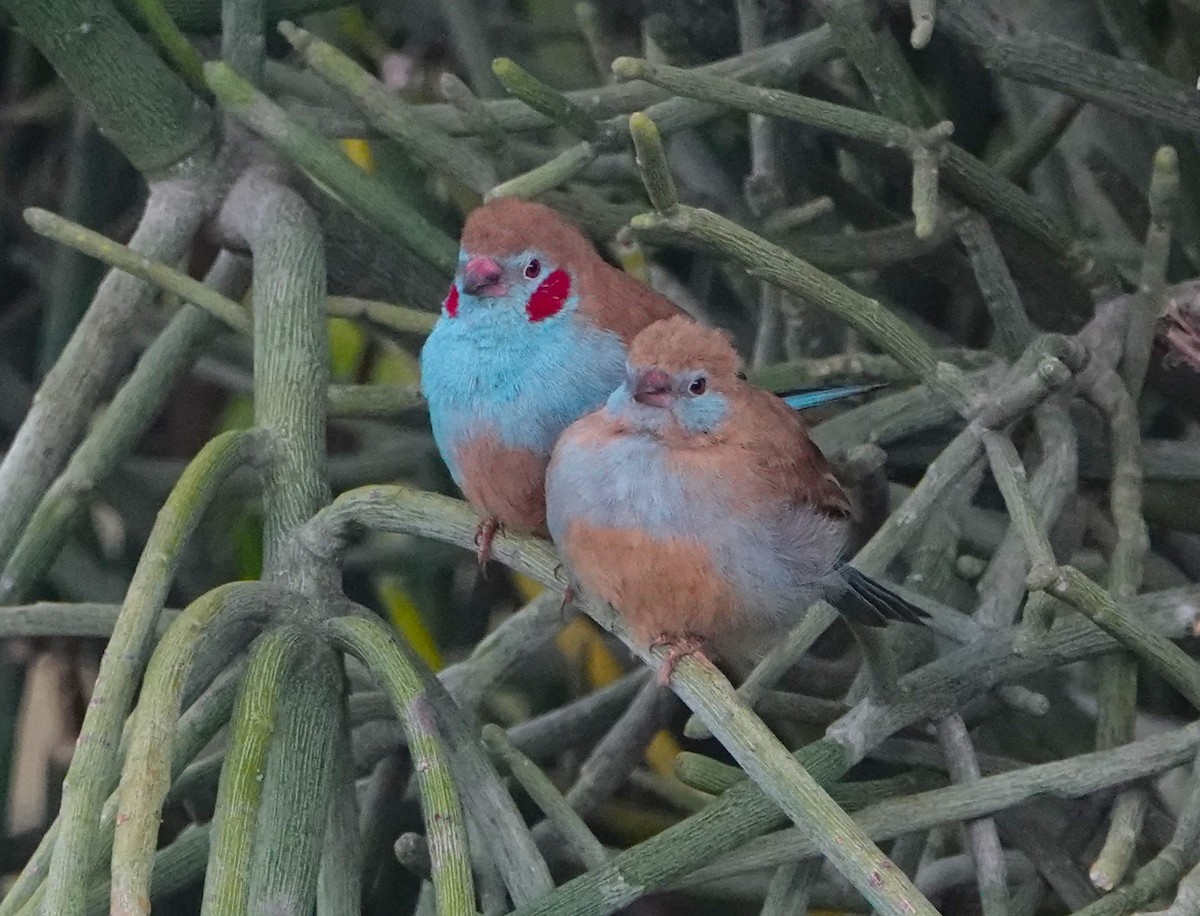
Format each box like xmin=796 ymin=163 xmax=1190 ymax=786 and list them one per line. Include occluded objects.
xmin=830 ymin=564 xmax=930 ymax=627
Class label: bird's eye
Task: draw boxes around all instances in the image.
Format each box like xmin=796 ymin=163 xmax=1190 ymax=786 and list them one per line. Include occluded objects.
xmin=689 ymin=377 xmax=707 ymax=395
xmin=735 ymin=371 xmax=747 ymax=380
xmin=524 ymin=258 xmax=542 ymax=279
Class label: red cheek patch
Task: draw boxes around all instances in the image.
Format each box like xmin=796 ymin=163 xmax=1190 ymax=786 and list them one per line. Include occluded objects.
xmin=444 ymin=283 xmax=459 ymax=318
xmin=525 ymin=269 xmax=570 ymax=322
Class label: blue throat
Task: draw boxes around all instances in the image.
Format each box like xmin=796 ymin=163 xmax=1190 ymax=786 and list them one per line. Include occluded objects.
xmin=420 ymin=292 xmax=627 ymax=483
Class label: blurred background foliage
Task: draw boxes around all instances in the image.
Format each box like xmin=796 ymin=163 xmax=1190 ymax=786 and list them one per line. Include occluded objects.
xmin=3 ymin=0 xmax=1200 ymax=914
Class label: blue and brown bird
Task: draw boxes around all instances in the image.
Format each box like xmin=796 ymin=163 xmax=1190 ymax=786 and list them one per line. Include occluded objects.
xmin=546 ymin=317 xmax=927 ymax=684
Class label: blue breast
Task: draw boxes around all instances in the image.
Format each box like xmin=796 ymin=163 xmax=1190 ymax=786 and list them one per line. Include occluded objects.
xmin=420 ymin=301 xmax=627 ymax=485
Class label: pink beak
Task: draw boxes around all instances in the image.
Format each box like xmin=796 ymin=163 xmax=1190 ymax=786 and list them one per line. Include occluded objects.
xmin=461 ymin=256 xmax=505 ymax=296
xmin=633 ymin=368 xmax=674 ymax=407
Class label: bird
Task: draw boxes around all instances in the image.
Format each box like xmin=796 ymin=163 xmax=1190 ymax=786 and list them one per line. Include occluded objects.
xmin=419 ymin=196 xmax=688 ymax=563
xmin=545 ymin=316 xmax=927 ymax=685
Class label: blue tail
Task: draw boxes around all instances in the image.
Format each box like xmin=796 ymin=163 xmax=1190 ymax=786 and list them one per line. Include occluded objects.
xmin=779 ymin=382 xmax=886 ymax=411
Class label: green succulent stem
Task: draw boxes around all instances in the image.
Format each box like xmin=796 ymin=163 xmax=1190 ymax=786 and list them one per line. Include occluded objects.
xmin=204 ymin=62 xmax=457 ymax=275
xmin=38 ymin=429 xmax=265 ymax=916
xmin=324 ymin=615 xmax=476 ymax=916
xmin=111 ymin=583 xmax=272 ymax=916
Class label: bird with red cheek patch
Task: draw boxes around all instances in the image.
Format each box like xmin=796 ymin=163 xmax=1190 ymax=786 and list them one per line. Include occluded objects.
xmin=545 ymin=317 xmax=928 ymax=685
xmin=420 ymin=197 xmax=686 ymax=563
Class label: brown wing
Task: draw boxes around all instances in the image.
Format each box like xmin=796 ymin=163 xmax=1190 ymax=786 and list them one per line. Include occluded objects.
xmin=731 ymin=386 xmax=852 ymax=519
xmin=576 ymin=260 xmax=687 ymax=345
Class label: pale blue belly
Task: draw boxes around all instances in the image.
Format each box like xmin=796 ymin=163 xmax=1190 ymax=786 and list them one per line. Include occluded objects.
xmin=547 ymin=430 xmax=846 ymax=622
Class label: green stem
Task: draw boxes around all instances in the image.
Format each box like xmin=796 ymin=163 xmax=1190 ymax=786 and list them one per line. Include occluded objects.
xmin=628 ymin=112 xmax=678 ymax=213
xmin=130 ymin=0 xmax=208 ymax=92
xmin=0 ymin=0 xmax=212 ymax=174
xmin=1072 ymin=750 xmax=1200 ymax=916
xmin=219 ymin=169 xmax=329 ymax=573
xmin=301 ymin=483 xmax=1200 ymax=916
xmin=437 ymin=0 xmax=501 ymax=97
xmin=1123 ymin=145 xmax=1178 ymax=399
xmin=0 ymin=186 xmax=205 ymax=572
xmin=648 ymin=653 xmax=939 ymax=915
xmin=1088 ymin=358 xmax=1155 ymax=887
xmin=1 ymin=660 xmax=244 ymax=916
xmin=956 ymin=212 xmax=1033 ymax=358
xmin=245 ymin=642 xmax=342 ymax=913
xmin=222 ymin=0 xmax=265 ymax=84
xmin=281 ymin=21 xmax=495 ymax=192
xmin=628 ymin=204 xmax=955 ymax=398
xmin=492 ymin=57 xmax=605 ymax=142
xmin=612 ymin=57 xmax=1085 ymax=275
xmin=687 ymin=720 xmax=1200 ymax=884
xmin=487 ymin=142 xmax=598 ymax=201
xmin=482 ymin=724 xmax=609 ymax=870
xmin=200 ymin=626 xmax=311 ymax=914
xmin=991 ymin=96 xmax=1083 ymax=182
xmin=205 ymin=62 xmax=457 ymax=274
xmin=86 ymin=825 xmax=211 ymax=915
xmin=324 ymin=615 xmax=476 ymax=916
xmin=1 ymin=253 xmax=251 ymax=603
xmin=24 ymin=207 xmax=250 ymax=332
xmin=325 ymin=295 xmax=436 ymax=337
xmin=1038 ymin=566 xmax=1200 ymax=710
xmin=940 ymin=1 xmax=1200 ymax=140
xmin=111 ymin=583 xmax=272 ymax=916
xmin=316 ymin=719 xmax=362 ymax=916
xmin=811 ymin=0 xmax=929 ymax=126
xmin=39 ymin=430 xmax=265 ymax=916
xmin=327 ymin=384 xmax=425 ymax=419
xmin=307 ymin=488 xmax=931 ymax=915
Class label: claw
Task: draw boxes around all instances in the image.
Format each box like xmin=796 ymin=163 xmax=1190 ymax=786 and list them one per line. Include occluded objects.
xmin=474 ymin=517 xmax=503 ymax=566
xmin=650 ymin=632 xmax=709 ymax=686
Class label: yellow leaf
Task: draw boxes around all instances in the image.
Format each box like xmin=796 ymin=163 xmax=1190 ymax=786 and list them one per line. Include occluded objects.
xmin=376 ymin=577 xmax=443 ymax=671
xmin=328 ymin=317 xmax=367 ymax=382
xmin=340 ymin=138 xmax=377 ymax=173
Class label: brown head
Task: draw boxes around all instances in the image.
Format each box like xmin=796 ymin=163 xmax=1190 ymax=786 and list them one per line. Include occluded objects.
xmin=450 ymin=198 xmax=592 ymax=298
xmin=611 ymin=317 xmax=745 ymax=438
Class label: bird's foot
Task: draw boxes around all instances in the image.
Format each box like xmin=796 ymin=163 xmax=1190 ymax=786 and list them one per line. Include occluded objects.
xmin=559 ymin=582 xmax=575 ymax=616
xmin=650 ymin=632 xmax=709 ymax=686
xmin=551 ymin=562 xmax=576 ymax=614
xmin=474 ymin=517 xmax=504 ymax=566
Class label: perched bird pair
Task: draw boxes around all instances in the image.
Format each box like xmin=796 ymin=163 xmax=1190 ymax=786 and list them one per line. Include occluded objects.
xmin=421 ymin=198 xmax=925 ymax=683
